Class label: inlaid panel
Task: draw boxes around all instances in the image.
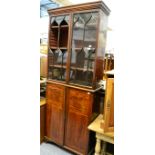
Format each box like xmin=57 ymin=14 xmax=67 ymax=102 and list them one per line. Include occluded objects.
xmin=68 ymin=89 xmax=91 ymax=116
xmin=65 ymin=88 xmax=93 ymax=154
xmin=46 ymin=83 xmax=65 ymax=145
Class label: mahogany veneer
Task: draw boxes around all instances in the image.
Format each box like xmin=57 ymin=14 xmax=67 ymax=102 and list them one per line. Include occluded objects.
xmin=45 ymin=1 xmax=110 ymax=154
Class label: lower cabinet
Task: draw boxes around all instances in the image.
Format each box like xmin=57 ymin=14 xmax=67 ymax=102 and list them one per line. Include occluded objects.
xmin=45 ymin=83 xmax=100 ymax=155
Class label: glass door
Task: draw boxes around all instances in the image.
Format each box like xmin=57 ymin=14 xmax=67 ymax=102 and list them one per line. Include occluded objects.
xmin=48 ymin=15 xmax=69 ymax=81
xmin=69 ymin=12 xmax=98 ymax=87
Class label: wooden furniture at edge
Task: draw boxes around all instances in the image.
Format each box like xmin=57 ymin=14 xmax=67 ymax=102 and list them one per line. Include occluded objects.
xmin=101 ymin=71 xmax=114 ymax=133
xmin=88 ymin=114 xmax=114 ymax=155
xmin=45 ymin=1 xmax=110 ymax=155
xmin=40 ymin=98 xmax=46 ymax=143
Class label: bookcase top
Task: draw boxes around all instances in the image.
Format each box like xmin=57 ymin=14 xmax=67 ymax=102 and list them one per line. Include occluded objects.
xmin=48 ymin=1 xmax=110 ymax=16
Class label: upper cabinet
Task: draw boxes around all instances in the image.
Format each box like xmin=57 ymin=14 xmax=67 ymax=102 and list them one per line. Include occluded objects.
xmin=47 ymin=1 xmax=110 ymax=89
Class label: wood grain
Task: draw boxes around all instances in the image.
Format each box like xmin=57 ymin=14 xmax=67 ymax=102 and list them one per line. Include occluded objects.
xmin=64 ymin=88 xmax=93 ymax=155
xmin=101 ymin=78 xmax=114 ymax=132
xmin=48 ymin=1 xmax=110 ymax=16
xmin=40 ymin=104 xmax=46 ymax=143
xmin=46 ymin=83 xmax=65 ymax=145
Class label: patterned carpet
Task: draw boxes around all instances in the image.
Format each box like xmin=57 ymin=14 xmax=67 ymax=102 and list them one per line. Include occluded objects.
xmin=40 ymin=142 xmax=74 ymax=155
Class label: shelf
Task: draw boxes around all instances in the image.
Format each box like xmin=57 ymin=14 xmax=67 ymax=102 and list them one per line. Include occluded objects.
xmin=70 ymin=67 xmax=93 ymax=72
xmin=59 ymin=47 xmax=67 ymax=50
xmin=51 ymin=26 xmax=59 ymax=28
xmin=49 ymin=65 xmax=66 ymax=69
xmin=51 ymin=25 xmax=68 ymax=29
xmin=49 ymin=47 xmax=68 ymax=50
xmin=72 ymin=48 xmax=82 ymax=50
xmin=49 ymin=47 xmax=57 ymax=49
xmin=60 ymin=25 xmax=68 ymax=28
xmin=69 ymin=80 xmax=92 ymax=87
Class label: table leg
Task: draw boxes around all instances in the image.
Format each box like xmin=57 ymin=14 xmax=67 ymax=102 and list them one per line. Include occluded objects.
xmin=101 ymin=141 xmax=107 ymax=155
xmin=95 ymin=138 xmax=101 ymax=155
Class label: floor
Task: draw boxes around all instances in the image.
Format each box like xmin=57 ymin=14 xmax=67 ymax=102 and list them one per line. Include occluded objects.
xmin=40 ymin=142 xmax=74 ymax=155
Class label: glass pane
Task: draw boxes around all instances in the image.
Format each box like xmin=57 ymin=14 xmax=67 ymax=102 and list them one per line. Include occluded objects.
xmin=55 ymin=16 xmax=64 ymax=25
xmin=51 ymin=17 xmax=58 ymax=26
xmin=83 ymin=47 xmax=95 ymax=70
xmin=65 ymin=16 xmax=69 ymax=24
xmin=48 ymin=48 xmax=67 ymax=81
xmin=72 ymin=14 xmax=84 ymax=49
xmin=84 ymin=13 xmax=98 ymax=48
xmin=60 ymin=15 xmax=69 ymax=25
xmin=70 ymin=12 xmax=98 ymax=87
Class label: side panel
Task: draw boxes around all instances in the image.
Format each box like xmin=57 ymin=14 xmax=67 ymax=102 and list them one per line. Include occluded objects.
xmin=40 ymin=104 xmax=46 ymax=143
xmin=94 ymin=10 xmax=109 ymax=84
xmin=103 ymin=78 xmax=114 ymax=132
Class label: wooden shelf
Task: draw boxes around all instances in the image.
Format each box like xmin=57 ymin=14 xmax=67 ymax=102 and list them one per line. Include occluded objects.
xmin=51 ymin=26 xmax=59 ymax=28
xmin=49 ymin=65 xmax=66 ymax=69
xmin=50 ymin=47 xmax=57 ymax=49
xmin=69 ymin=80 xmax=92 ymax=87
xmin=70 ymin=67 xmax=93 ymax=72
xmin=49 ymin=47 xmax=68 ymax=50
xmin=51 ymin=25 xmax=68 ymax=28
xmin=59 ymin=47 xmax=67 ymax=50
xmin=60 ymin=25 xmax=68 ymax=28
xmin=73 ymin=48 xmax=82 ymax=50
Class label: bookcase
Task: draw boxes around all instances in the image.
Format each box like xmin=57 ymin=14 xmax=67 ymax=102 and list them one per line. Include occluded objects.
xmin=45 ymin=1 xmax=110 ymax=154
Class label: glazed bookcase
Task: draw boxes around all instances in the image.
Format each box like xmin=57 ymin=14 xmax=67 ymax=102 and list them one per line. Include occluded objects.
xmin=45 ymin=1 xmax=110 ymax=155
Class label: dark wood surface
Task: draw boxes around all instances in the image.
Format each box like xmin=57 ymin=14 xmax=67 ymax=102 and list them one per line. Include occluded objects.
xmin=48 ymin=1 xmax=110 ymax=15
xmin=40 ymin=104 xmax=46 ymax=143
xmin=47 ymin=80 xmax=103 ymax=92
xmin=64 ymin=88 xmax=93 ymax=155
xmin=46 ymin=83 xmax=65 ymax=145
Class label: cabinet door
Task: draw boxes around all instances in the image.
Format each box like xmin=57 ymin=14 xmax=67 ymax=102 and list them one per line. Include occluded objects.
xmin=69 ymin=12 xmax=99 ymax=87
xmin=48 ymin=15 xmax=70 ymax=82
xmin=46 ymin=83 xmax=65 ymax=145
xmin=64 ymin=88 xmax=93 ymax=154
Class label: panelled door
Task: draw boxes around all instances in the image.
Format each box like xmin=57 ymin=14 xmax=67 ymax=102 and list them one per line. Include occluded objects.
xmin=46 ymin=83 xmax=65 ymax=145
xmin=64 ymin=88 xmax=93 ymax=154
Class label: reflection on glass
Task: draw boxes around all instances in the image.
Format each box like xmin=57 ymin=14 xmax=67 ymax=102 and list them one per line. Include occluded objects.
xmin=70 ymin=12 xmax=98 ymax=87
xmin=48 ymin=15 xmax=69 ymax=82
xmin=51 ymin=17 xmax=58 ymax=26
xmin=84 ymin=13 xmax=98 ymax=47
xmin=72 ymin=14 xmax=84 ymax=49
xmin=48 ymin=48 xmax=67 ymax=81
xmin=51 ymin=16 xmax=69 ymax=26
xmin=55 ymin=16 xmax=64 ymax=25
xmin=60 ymin=16 xmax=69 ymax=25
